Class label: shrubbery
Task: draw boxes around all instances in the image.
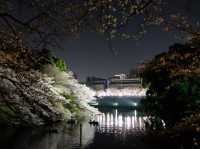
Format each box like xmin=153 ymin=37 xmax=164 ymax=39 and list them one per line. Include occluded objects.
xmin=0 ymin=32 xmax=97 ymax=126
xmin=139 ymin=40 xmax=200 ymax=148
xmin=140 ymin=42 xmax=200 ymax=127
xmin=49 ymin=56 xmax=68 ymax=72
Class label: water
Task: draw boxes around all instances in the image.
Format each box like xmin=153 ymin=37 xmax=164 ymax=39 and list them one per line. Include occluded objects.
xmin=0 ymin=97 xmax=179 ymax=149
xmin=85 ymin=108 xmax=147 ymax=149
xmin=96 ymin=96 xmax=142 ymax=108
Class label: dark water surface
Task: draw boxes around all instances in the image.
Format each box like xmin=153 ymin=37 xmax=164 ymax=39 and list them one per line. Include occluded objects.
xmin=0 ymin=101 xmax=181 ymax=149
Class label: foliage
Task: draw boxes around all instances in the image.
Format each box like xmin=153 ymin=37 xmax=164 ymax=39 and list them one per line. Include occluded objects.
xmin=157 ymin=113 xmax=200 ymax=148
xmin=62 ymin=93 xmax=80 ymax=113
xmin=0 ymin=30 xmax=68 ymax=73
xmin=140 ymin=42 xmax=200 ymax=127
xmin=0 ymin=31 xmax=53 ymax=71
xmin=0 ymin=62 xmax=97 ymax=126
xmin=0 ymin=35 xmax=97 ymax=126
xmin=49 ymin=56 xmax=68 ymax=72
xmin=0 ymin=0 xmax=163 ymax=49
xmin=42 ymin=64 xmax=98 ymax=113
xmin=0 ymin=0 xmax=199 ymax=52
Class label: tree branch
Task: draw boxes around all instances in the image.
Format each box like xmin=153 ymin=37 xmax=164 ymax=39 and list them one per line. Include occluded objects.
xmin=116 ymin=0 xmax=154 ymax=29
xmin=0 ymin=16 xmax=17 ymax=36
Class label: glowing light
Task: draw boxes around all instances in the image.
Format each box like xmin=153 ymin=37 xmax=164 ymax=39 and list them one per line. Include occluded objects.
xmin=134 ymin=110 xmax=137 ymax=118
xmin=139 ymin=117 xmax=142 ymax=129
xmin=132 ymin=102 xmax=138 ymax=106
xmin=127 ymin=116 xmax=131 ymax=129
xmin=94 ymin=110 xmax=147 ymax=131
xmin=113 ymin=102 xmax=119 ymax=107
xmin=115 ymin=109 xmax=118 ymax=126
xmin=106 ymin=113 xmax=110 ymax=126
xmin=118 ymin=115 xmax=123 ymax=127
xmin=96 ymin=88 xmax=146 ymax=97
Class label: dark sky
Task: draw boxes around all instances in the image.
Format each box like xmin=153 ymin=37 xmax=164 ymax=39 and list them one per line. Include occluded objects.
xmin=53 ymin=0 xmax=200 ymax=81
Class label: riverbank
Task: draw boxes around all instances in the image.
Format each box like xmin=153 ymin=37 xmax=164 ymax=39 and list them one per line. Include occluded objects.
xmin=0 ymin=37 xmax=97 ymax=127
xmin=1 ymin=107 xmax=198 ymax=149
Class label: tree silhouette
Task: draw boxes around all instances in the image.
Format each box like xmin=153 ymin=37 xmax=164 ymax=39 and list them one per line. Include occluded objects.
xmin=0 ymin=0 xmax=163 ymax=49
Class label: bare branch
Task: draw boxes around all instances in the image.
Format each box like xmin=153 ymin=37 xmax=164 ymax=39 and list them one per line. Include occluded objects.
xmin=0 ymin=16 xmax=17 ymax=36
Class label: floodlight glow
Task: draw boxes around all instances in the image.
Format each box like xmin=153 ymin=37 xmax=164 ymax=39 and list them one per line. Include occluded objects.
xmin=132 ymin=102 xmax=138 ymax=106
xmin=113 ymin=102 xmax=119 ymax=106
xmin=96 ymin=88 xmax=146 ymax=97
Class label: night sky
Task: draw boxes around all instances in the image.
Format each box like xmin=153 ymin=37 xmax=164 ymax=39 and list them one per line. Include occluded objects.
xmin=53 ymin=0 xmax=200 ymax=81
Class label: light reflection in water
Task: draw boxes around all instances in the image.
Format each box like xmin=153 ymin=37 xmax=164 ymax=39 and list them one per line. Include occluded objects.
xmin=95 ymin=109 xmax=146 ymax=134
xmin=0 ymin=108 xmax=146 ymax=149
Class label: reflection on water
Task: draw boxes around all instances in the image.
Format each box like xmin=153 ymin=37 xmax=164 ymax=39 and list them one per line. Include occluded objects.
xmin=0 ymin=108 xmax=148 ymax=149
xmin=0 ymin=122 xmax=95 ymax=149
xmin=96 ymin=109 xmax=146 ymax=131
xmin=85 ymin=108 xmax=147 ymax=149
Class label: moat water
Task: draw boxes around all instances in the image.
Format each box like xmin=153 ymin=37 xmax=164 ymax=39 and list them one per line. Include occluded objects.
xmin=0 ymin=97 xmax=180 ymax=149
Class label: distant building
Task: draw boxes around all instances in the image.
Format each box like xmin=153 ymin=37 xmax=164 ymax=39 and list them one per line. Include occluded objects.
xmin=86 ymin=76 xmax=107 ymax=90
xmin=86 ymin=76 xmax=106 ymax=83
xmin=109 ymin=73 xmax=127 ymax=80
xmin=86 ymin=73 xmax=142 ymax=90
